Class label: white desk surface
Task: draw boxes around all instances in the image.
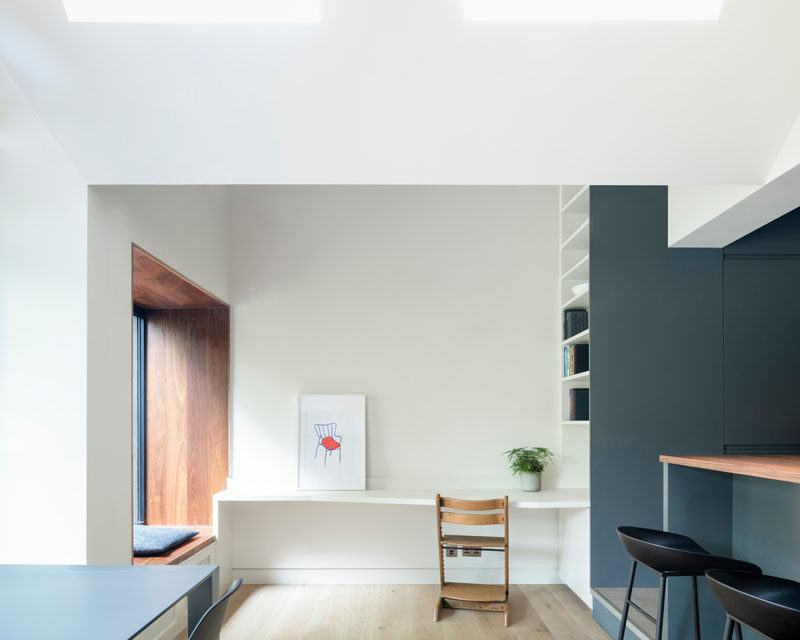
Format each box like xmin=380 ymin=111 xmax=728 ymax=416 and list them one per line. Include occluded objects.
xmin=214 ymin=487 xmax=589 ymax=509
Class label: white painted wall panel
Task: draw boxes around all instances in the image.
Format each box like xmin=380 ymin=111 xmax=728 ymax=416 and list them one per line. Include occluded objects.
xmin=227 ymin=186 xmax=560 ymax=490
xmin=0 ymin=63 xmax=87 ymax=563
xmin=87 ymin=186 xmax=229 ymax=563
xmin=223 ymin=186 xmax=562 ymax=581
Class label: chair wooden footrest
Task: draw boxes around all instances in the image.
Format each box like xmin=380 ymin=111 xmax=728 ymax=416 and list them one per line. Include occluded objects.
xmin=440 ymin=582 xmax=507 ymax=602
xmin=440 ymin=534 xmax=506 ymax=549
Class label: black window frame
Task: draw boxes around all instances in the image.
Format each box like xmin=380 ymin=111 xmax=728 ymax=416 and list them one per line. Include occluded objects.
xmin=133 ymin=305 xmax=147 ymax=525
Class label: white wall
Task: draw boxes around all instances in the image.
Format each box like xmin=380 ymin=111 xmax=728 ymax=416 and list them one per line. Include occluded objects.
xmin=228 ymin=186 xmax=560 ymax=490
xmin=81 ymin=183 xmax=562 ymax=577
xmin=768 ymin=112 xmax=800 ymax=182
xmin=224 ymin=186 xmax=561 ymax=582
xmin=668 ymin=112 xmax=800 ymax=249
xmin=87 ymin=186 xmax=229 ymax=563
xmin=667 ymin=185 xmax=760 ymax=247
xmin=0 ymin=64 xmax=88 ymax=563
xmin=9 ymin=1 xmax=800 ymax=187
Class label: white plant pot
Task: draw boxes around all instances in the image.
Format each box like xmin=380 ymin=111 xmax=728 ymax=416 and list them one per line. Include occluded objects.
xmin=520 ymin=472 xmax=541 ymax=492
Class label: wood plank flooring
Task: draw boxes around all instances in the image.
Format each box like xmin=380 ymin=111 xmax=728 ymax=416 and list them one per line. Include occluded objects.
xmin=208 ymin=584 xmax=609 ymax=640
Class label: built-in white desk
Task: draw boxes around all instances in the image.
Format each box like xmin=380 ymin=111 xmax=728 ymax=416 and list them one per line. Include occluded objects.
xmin=213 ymin=487 xmax=590 ymax=509
xmin=212 ymin=486 xmax=591 ymax=605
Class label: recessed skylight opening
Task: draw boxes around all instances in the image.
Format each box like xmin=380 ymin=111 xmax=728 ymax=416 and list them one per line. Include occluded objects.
xmin=464 ymin=0 xmax=724 ymax=22
xmin=61 ymin=0 xmax=321 ymax=23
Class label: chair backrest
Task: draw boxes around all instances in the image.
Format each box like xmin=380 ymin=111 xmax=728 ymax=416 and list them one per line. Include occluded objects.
xmin=706 ymin=569 xmax=800 ymax=640
xmin=435 ymin=495 xmax=509 ymax=590
xmin=436 ymin=496 xmax=508 ymax=527
xmin=188 ymin=578 xmax=242 ymax=640
xmin=314 ymin=423 xmax=337 ymax=438
xmin=617 ymin=527 xmax=762 ymax=575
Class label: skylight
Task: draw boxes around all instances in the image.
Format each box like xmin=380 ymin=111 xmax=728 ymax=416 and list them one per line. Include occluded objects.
xmin=61 ymin=0 xmax=321 ymax=23
xmin=464 ymin=0 xmax=724 ymax=22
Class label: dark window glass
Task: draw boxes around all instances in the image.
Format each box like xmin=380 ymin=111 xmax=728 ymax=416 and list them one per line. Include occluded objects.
xmin=132 ymin=307 xmax=146 ymax=524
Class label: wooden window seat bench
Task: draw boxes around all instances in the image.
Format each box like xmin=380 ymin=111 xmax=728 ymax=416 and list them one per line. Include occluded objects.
xmin=133 ymin=527 xmax=216 ymax=566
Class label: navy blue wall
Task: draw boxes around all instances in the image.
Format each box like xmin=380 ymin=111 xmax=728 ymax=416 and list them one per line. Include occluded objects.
xmin=590 ymin=186 xmax=724 ymax=587
xmin=591 ymin=187 xmax=800 ymax=588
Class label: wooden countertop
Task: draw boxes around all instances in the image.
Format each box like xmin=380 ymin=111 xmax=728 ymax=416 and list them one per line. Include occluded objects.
xmin=659 ymin=454 xmax=800 ymax=485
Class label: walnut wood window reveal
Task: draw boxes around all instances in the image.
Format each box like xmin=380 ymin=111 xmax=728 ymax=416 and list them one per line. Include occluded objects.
xmin=132 ymin=306 xmax=147 ymax=525
xmin=131 ymin=244 xmax=230 ymax=531
xmin=144 ymin=307 xmax=229 ymax=526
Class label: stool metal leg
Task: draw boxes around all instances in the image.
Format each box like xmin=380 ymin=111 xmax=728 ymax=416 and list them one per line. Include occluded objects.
xmin=734 ymin=622 xmax=743 ymax=640
xmin=655 ymin=574 xmax=667 ymax=640
xmin=617 ymin=560 xmax=637 ymax=640
xmin=723 ymin=616 xmax=734 ymax=640
xmin=691 ymin=575 xmax=701 ymax=640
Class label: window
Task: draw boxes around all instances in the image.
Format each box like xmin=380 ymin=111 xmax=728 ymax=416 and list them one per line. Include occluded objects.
xmin=132 ymin=306 xmax=146 ymax=525
xmin=463 ymin=0 xmax=724 ymax=22
xmin=62 ymin=0 xmax=321 ymax=23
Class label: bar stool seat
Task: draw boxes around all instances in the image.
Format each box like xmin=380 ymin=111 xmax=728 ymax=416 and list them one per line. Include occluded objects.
xmin=616 ymin=526 xmax=761 ymax=640
xmin=618 ymin=527 xmax=762 ymax=575
xmin=706 ymin=569 xmax=800 ymax=640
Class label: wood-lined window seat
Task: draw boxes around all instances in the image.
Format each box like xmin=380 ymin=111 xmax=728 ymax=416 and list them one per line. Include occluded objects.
xmin=133 ymin=527 xmax=215 ymax=566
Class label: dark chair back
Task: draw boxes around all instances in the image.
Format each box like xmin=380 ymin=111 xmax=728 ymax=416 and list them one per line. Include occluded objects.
xmin=706 ymin=569 xmax=800 ymax=640
xmin=188 ymin=578 xmax=243 ymax=640
xmin=617 ymin=526 xmax=761 ymax=575
xmin=618 ymin=526 xmax=710 ymax=573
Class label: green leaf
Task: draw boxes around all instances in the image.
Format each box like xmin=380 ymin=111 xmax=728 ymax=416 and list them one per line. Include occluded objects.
xmin=502 ymin=447 xmax=555 ymax=475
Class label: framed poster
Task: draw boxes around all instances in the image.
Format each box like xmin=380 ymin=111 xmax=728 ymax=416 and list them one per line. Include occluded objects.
xmin=298 ymin=394 xmax=366 ymax=490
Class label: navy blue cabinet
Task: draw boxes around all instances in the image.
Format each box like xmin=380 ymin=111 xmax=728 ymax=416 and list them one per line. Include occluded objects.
xmin=724 ymin=256 xmax=800 ymax=447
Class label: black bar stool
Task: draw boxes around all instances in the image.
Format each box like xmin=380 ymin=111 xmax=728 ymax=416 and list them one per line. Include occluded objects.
xmin=616 ymin=526 xmax=761 ymax=640
xmin=706 ymin=569 xmax=800 ymax=640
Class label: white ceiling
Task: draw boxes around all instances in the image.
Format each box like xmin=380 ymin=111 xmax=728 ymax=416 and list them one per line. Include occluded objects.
xmin=2 ymin=0 xmax=800 ymax=185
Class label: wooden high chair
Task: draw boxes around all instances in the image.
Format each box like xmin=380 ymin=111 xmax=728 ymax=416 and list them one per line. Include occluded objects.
xmin=433 ymin=494 xmax=510 ymax=626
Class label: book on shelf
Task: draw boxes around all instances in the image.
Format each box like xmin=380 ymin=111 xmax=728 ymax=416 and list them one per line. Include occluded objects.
xmin=563 ymin=344 xmax=589 ymax=377
xmin=563 ymin=308 xmax=588 ymax=340
xmin=569 ymin=388 xmax=590 ymax=421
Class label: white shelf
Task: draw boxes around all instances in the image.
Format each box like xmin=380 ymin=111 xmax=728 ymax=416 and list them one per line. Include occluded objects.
xmin=561 ymin=254 xmax=589 ymax=281
xmin=557 ymin=184 xmax=591 ymax=607
xmin=560 ymin=185 xmax=585 ymax=208
xmin=561 ymin=371 xmax=590 ymax=384
xmin=561 ymin=329 xmax=589 ymax=346
xmin=214 ymin=487 xmax=590 ymax=509
xmin=562 ymin=212 xmax=589 ymax=239
xmin=561 ymin=218 xmax=590 ymax=252
xmin=562 ymin=287 xmax=589 ymax=310
xmin=561 ymin=185 xmax=589 ymax=216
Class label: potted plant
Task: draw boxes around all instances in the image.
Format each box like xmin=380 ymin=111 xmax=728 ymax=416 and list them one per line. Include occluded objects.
xmin=503 ymin=447 xmax=554 ymax=492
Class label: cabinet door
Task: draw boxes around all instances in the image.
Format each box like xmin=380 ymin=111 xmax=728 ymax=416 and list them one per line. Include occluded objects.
xmin=724 ymin=257 xmax=800 ymax=446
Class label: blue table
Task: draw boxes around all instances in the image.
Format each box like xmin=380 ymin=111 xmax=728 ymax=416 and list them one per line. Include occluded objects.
xmin=0 ymin=564 xmax=219 ymax=639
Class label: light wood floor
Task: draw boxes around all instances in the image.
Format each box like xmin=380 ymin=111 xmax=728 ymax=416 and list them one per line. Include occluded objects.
xmin=206 ymin=584 xmax=610 ymax=639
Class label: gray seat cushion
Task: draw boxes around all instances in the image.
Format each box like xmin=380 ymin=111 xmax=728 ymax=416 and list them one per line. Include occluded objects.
xmin=133 ymin=525 xmax=198 ymax=556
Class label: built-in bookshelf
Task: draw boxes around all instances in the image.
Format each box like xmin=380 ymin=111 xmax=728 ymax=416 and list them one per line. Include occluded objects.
xmin=557 ymin=186 xmax=591 ymax=606
xmin=561 ymin=328 xmax=589 ymax=347
xmin=559 ymin=185 xmax=590 ymax=430
xmin=562 ymin=370 xmax=590 ymax=384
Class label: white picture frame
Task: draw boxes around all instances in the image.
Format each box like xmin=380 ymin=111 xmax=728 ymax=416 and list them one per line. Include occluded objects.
xmin=298 ymin=394 xmax=366 ymax=490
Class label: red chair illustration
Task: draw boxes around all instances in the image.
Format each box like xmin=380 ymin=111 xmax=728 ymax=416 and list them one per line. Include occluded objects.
xmin=314 ymin=423 xmax=342 ymax=464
